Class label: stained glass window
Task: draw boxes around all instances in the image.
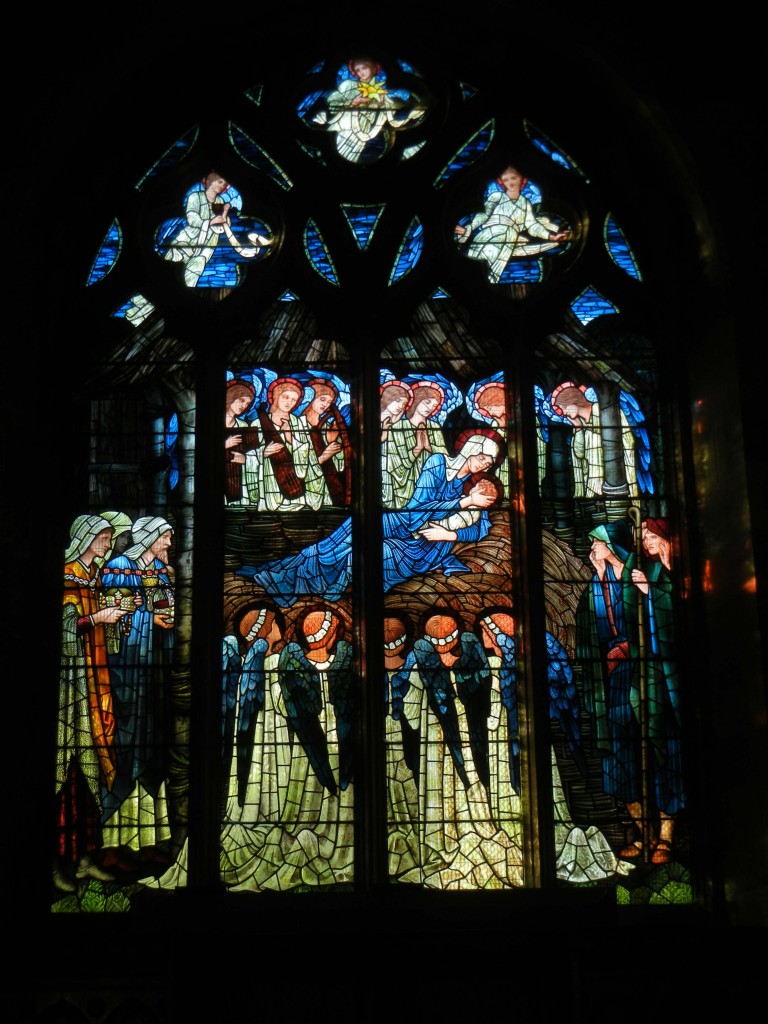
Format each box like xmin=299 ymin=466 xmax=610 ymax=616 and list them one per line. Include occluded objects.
xmin=53 ymin=45 xmax=697 ymax=911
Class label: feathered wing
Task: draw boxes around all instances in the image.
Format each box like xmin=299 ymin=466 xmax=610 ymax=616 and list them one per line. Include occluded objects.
xmin=279 ymin=643 xmax=337 ymax=795
xmin=235 ymin=638 xmax=267 ymax=806
xmin=534 ymin=384 xmax=551 ymax=445
xmin=454 ymin=633 xmax=492 ymax=790
xmin=389 ymin=652 xmax=421 ymax=782
xmin=546 ymin=631 xmax=587 ymax=777
xmin=619 ymin=389 xmax=654 ymax=494
xmin=495 ymin=631 xmax=521 ymax=795
xmin=222 ymin=635 xmax=242 ymax=771
xmin=413 ymin=639 xmax=469 ymax=788
xmin=328 ymin=641 xmax=357 ymax=792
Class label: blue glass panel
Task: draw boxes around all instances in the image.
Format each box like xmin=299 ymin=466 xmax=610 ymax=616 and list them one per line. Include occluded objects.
xmin=87 ymin=220 xmax=122 ymax=285
xmin=341 ymin=203 xmax=385 ymax=248
xmin=165 ymin=412 xmax=179 ymax=491
xmin=304 ymin=219 xmax=339 ymax=284
xmin=297 ymin=88 xmax=326 ymax=121
xmin=229 ymin=123 xmax=293 ymax=190
xmin=460 ymin=82 xmax=478 ymax=100
xmin=389 ymin=218 xmax=423 ymax=283
xmin=499 ymin=259 xmax=542 ymax=283
xmin=433 ymin=121 xmax=494 ymax=187
xmin=279 ymin=289 xmax=300 ymax=301
xmin=135 ymin=126 xmax=199 ymax=191
xmin=431 ymin=287 xmax=450 ymax=299
xmin=522 ymin=180 xmax=542 ymax=206
xmin=605 ymin=215 xmax=642 ymax=280
xmin=570 ymin=286 xmax=619 ymax=324
xmin=523 ymin=120 xmax=589 ymax=181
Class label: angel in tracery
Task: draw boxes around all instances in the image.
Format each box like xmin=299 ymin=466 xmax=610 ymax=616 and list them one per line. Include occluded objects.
xmin=159 ymin=170 xmax=272 ymax=288
xmin=306 ymin=57 xmax=426 ymax=163
xmin=455 ymin=165 xmax=570 ymax=284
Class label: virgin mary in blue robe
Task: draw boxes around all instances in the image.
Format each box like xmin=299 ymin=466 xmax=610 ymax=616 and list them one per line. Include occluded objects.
xmin=237 ymin=433 xmax=502 ymax=603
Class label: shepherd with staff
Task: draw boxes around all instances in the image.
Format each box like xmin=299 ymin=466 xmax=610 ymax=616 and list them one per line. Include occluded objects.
xmin=622 ymin=514 xmax=686 ymax=865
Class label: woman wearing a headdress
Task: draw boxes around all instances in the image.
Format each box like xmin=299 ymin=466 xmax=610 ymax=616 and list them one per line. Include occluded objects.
xmin=100 ymin=515 xmax=175 ymax=851
xmin=54 ymin=514 xmax=130 ymax=893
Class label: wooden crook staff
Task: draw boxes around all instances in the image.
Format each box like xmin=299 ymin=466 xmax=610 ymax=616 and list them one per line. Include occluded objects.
xmin=628 ymin=506 xmax=651 ymax=862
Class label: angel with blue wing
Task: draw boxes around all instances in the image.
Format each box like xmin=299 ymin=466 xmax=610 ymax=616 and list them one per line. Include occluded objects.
xmin=279 ymin=606 xmax=356 ymax=818
xmin=382 ymin=610 xmax=421 ymax=860
xmin=308 ymin=57 xmax=426 ymax=164
xmin=618 ymin=389 xmax=654 ymax=496
xmin=455 ymin=166 xmax=570 ymax=284
xmin=159 ymin=170 xmax=272 ymax=288
xmin=546 ymin=630 xmax=588 ymax=778
xmin=292 ymin=373 xmax=353 ymax=508
xmin=223 ymin=603 xmax=291 ymax=824
xmin=382 ymin=372 xmax=460 ymax=509
xmin=474 ymin=608 xmax=634 ymax=883
xmin=548 ymin=381 xmax=653 ymax=499
xmin=393 ymin=610 xmax=523 ymax=889
xmin=476 ymin=610 xmax=521 ymax=834
xmin=219 ymin=605 xmax=356 ymax=890
xmin=221 ymin=633 xmax=242 ymax=792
